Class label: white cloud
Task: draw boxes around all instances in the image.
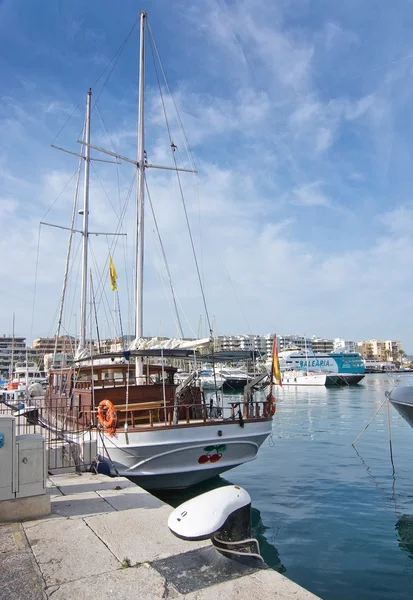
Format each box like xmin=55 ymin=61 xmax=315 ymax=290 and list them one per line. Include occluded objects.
xmin=292 ymin=182 xmax=332 ymax=207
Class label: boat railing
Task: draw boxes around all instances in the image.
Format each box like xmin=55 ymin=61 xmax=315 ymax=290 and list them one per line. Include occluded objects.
xmin=0 ymin=397 xmax=274 ymax=441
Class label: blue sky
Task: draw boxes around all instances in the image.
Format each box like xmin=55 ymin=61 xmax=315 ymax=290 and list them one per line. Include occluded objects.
xmin=1 ymin=0 xmax=413 ymax=350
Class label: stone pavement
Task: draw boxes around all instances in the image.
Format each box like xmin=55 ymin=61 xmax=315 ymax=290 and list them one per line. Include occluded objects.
xmin=0 ymin=473 xmax=321 ymax=600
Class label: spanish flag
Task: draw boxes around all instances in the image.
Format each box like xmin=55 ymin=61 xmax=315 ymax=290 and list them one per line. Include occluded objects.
xmin=272 ymin=337 xmax=282 ymax=387
xmin=109 ymin=255 xmax=118 ymax=291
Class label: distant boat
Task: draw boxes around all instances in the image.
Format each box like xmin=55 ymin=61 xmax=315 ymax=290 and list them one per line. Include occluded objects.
xmin=275 ymin=349 xmax=365 ymax=385
xmin=218 ymin=367 xmax=251 ymax=391
xmin=175 ymin=369 xmax=224 ymax=390
xmin=198 ymin=369 xmax=225 ymax=390
xmin=279 ymin=369 xmax=340 ymax=387
xmin=388 ymin=386 xmax=413 ymax=429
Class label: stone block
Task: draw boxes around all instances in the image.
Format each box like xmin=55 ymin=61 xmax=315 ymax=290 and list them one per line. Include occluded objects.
xmin=24 ymin=517 xmax=119 ymax=587
xmin=46 ymin=564 xmax=167 ymax=600
xmin=85 ymin=505 xmax=209 ymax=564
xmin=0 ymin=493 xmax=51 ymax=522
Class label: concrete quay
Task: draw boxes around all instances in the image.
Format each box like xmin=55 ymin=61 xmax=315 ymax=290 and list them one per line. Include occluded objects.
xmin=0 ymin=472 xmax=320 ymax=600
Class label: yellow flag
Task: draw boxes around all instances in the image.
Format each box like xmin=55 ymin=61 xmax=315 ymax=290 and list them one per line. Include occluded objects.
xmin=272 ymin=337 xmax=282 ymax=387
xmin=109 ymin=255 xmax=118 ymax=291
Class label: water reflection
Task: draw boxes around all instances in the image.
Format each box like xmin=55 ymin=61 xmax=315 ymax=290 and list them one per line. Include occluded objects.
xmin=152 ymin=475 xmax=285 ymax=573
xmin=396 ymin=515 xmax=413 ymax=560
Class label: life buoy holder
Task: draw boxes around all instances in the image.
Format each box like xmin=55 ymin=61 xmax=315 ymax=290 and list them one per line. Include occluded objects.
xmin=97 ymin=399 xmax=117 ymax=434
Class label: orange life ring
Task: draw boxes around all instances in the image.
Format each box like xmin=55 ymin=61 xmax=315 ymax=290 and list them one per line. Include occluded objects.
xmin=97 ymin=399 xmax=117 ymax=431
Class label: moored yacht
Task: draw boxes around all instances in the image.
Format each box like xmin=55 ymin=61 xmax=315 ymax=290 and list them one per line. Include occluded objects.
xmin=218 ymin=367 xmax=251 ymax=391
xmin=388 ymin=385 xmax=413 ymax=429
xmin=280 ymin=369 xmax=341 ymax=387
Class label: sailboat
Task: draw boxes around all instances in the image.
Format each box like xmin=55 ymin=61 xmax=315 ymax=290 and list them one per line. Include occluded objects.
xmin=41 ymin=11 xmax=274 ymax=490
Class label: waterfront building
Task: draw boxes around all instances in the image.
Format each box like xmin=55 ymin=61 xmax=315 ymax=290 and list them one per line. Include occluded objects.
xmin=276 ymin=334 xmax=313 ymax=352
xmin=0 ymin=335 xmax=44 ymax=377
xmin=333 ymin=338 xmax=358 ymax=353
xmin=215 ymin=334 xmax=267 ymax=356
xmin=32 ymin=336 xmax=76 ymax=355
xmin=0 ymin=335 xmax=27 ymax=377
xmin=311 ymin=337 xmax=335 ymax=353
xmin=358 ymin=339 xmax=403 ymax=362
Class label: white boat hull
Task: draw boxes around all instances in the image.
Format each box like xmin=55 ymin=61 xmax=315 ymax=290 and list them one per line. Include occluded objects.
xmin=389 ymin=386 xmax=413 ymax=430
xmin=90 ymin=419 xmax=272 ymax=489
xmin=281 ymin=372 xmax=327 ymax=386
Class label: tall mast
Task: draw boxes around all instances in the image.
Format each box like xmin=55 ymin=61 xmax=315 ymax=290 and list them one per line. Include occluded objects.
xmin=136 ymin=11 xmax=146 ymax=380
xmin=79 ymin=89 xmax=92 ymax=349
xmin=9 ymin=312 xmax=15 ymax=379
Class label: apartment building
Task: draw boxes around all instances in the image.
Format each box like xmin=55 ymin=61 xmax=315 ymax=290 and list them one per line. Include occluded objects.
xmin=0 ymin=335 xmax=27 ymax=377
xmin=358 ymin=339 xmax=402 ymax=362
xmin=32 ymin=336 xmax=76 ymax=355
xmin=276 ymin=335 xmax=313 ymax=352
xmin=333 ymin=338 xmax=358 ymax=353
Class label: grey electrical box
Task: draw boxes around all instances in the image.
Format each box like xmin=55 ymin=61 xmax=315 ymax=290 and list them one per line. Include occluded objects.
xmin=15 ymin=434 xmax=46 ymax=498
xmin=0 ymin=416 xmax=16 ymax=502
xmin=0 ymin=416 xmax=47 ymax=502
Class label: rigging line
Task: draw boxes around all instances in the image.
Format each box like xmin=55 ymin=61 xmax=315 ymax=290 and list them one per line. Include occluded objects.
xmin=52 ymin=21 xmax=138 ymax=145
xmin=88 ymin=240 xmax=122 ymax=342
xmin=147 ymin=31 xmax=212 ymax=336
xmin=352 ymin=397 xmax=387 ymax=446
xmin=30 ymin=224 xmax=43 ymax=346
xmin=65 ymin=237 xmax=83 ymax=342
xmin=173 ymin=153 xmax=212 ymax=335
xmin=153 ymin=263 xmax=183 ymax=340
xmin=147 ymin=20 xmax=197 ymax=172
xmin=90 ymin=160 xmax=120 ymax=218
xmin=90 ymin=273 xmax=101 ymax=353
xmin=145 ymin=176 xmax=184 ymax=337
xmin=93 ymin=99 xmax=123 ymax=211
xmin=89 ymin=159 xmax=131 ymax=266
xmin=40 ymin=168 xmax=79 ymax=221
xmin=93 ymin=99 xmax=119 ymax=155
xmin=51 ymin=102 xmax=81 ymax=146
xmin=174 ymin=293 xmax=198 ymax=339
xmin=352 ymin=443 xmax=400 ymax=510
xmin=54 ymin=147 xmax=83 ymax=362
xmin=122 ymin=174 xmax=136 ymax=338
xmin=223 ymin=263 xmax=253 ymax=335
xmin=116 ymin=290 xmax=125 ymax=349
xmin=86 ymin=242 xmax=108 ymax=318
xmin=175 ymin=146 xmax=205 ymax=291
xmin=87 ymin=171 xmax=135 ymax=316
xmin=92 ymin=21 xmax=138 ymax=103
xmin=115 ymin=172 xmax=136 ymax=336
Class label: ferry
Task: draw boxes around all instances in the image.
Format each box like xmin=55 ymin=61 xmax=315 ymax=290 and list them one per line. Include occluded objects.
xmin=278 ymin=349 xmax=365 ymax=385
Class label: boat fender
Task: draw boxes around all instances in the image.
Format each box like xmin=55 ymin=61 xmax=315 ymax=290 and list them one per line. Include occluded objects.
xmin=97 ymin=399 xmax=117 ymax=432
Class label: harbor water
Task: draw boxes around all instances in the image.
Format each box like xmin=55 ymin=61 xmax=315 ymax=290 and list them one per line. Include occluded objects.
xmin=155 ymin=374 xmax=413 ymax=600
